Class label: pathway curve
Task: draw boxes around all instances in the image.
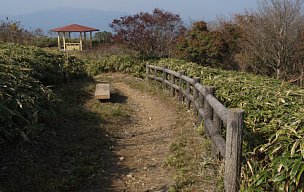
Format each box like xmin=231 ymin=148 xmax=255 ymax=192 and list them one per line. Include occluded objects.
xmin=90 ymin=74 xmax=216 ymax=192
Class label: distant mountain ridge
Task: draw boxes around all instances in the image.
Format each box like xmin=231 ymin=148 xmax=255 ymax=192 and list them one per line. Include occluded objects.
xmin=0 ymin=7 xmax=128 ymax=35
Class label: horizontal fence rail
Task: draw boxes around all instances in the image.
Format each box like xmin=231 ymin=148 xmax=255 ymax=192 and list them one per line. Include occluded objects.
xmin=146 ymin=64 xmax=244 ymax=192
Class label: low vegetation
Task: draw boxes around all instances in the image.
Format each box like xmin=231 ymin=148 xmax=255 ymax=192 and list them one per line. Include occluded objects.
xmin=0 ymin=43 xmax=87 ymax=143
xmin=86 ymin=55 xmax=304 ymax=191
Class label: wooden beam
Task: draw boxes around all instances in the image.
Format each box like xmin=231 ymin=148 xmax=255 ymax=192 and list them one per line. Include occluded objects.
xmin=63 ymin=32 xmax=66 ymax=51
xmin=79 ymin=32 xmax=83 ymax=51
xmin=84 ymin=32 xmax=87 ymax=47
xmin=90 ymin=31 xmax=93 ymax=49
xmin=57 ymin=32 xmax=61 ymax=50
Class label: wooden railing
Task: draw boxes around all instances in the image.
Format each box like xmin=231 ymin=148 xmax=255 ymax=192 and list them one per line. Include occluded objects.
xmin=65 ymin=43 xmax=81 ymax=51
xmin=146 ymin=64 xmax=244 ymax=192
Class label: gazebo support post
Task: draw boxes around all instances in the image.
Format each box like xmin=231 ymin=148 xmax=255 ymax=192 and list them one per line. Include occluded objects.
xmin=80 ymin=32 xmax=83 ymax=51
xmin=57 ymin=32 xmax=61 ymax=50
xmin=63 ymin=32 xmax=66 ymax=51
xmin=84 ymin=32 xmax=87 ymax=48
xmin=69 ymin=32 xmax=71 ymax=42
xmin=90 ymin=31 xmax=93 ymax=49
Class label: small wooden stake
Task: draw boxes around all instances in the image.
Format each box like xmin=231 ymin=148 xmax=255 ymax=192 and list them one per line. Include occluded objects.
xmin=186 ymin=82 xmax=191 ymax=109
xmin=193 ymin=77 xmax=200 ymax=113
xmin=179 ymin=71 xmax=185 ymax=101
xmin=203 ymin=86 xmax=215 ymax=135
xmin=211 ymin=113 xmax=222 ymax=158
xmin=146 ymin=64 xmax=149 ymax=81
xmin=171 ymin=75 xmax=176 ymax=97
xmin=162 ymin=66 xmax=167 ymax=90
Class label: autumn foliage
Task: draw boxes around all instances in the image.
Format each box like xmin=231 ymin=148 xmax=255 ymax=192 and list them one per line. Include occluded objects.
xmin=174 ymin=21 xmax=230 ymax=68
xmin=110 ymin=8 xmax=185 ymax=58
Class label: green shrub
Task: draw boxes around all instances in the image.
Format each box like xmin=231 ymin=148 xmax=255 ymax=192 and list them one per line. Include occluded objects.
xmin=64 ymin=54 xmax=87 ymax=80
xmin=0 ymin=43 xmax=87 ymax=143
xmin=86 ymin=54 xmax=146 ymax=78
xmin=0 ymin=63 xmax=56 ymax=143
xmin=0 ymin=43 xmax=87 ymax=85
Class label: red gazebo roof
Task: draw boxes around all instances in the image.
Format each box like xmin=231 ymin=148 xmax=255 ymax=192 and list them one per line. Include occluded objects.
xmin=51 ymin=24 xmax=99 ymax=32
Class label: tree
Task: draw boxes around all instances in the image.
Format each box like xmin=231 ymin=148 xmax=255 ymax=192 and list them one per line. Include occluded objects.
xmin=94 ymin=31 xmax=113 ymax=43
xmin=236 ymin=0 xmax=304 ymax=80
xmin=110 ymin=8 xmax=185 ymax=58
xmin=215 ymin=20 xmax=243 ymax=70
xmin=175 ymin=21 xmax=229 ymax=68
xmin=0 ymin=20 xmax=33 ymax=45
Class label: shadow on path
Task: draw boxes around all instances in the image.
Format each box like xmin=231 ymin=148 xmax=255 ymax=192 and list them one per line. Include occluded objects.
xmin=0 ymin=79 xmax=132 ymax=192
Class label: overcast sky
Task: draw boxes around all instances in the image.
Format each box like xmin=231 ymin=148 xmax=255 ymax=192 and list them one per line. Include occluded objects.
xmin=1 ymin=0 xmax=258 ymax=21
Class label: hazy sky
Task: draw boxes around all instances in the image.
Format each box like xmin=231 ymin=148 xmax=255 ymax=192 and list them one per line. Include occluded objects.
xmin=1 ymin=0 xmax=258 ymax=20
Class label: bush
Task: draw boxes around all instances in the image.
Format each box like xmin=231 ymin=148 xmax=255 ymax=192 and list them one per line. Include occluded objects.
xmin=86 ymin=54 xmax=146 ymax=78
xmin=0 ymin=64 xmax=56 ymax=143
xmin=0 ymin=43 xmax=87 ymax=84
xmin=175 ymin=21 xmax=229 ymax=68
xmin=0 ymin=43 xmax=87 ymax=143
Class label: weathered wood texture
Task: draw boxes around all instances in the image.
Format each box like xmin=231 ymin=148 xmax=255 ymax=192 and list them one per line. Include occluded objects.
xmin=224 ymin=109 xmax=244 ymax=192
xmin=146 ymin=64 xmax=244 ymax=192
xmin=95 ymin=83 xmax=110 ymax=100
xmin=65 ymin=43 xmax=81 ymax=51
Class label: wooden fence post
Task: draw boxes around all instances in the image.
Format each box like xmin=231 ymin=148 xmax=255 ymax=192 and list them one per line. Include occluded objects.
xmin=203 ymin=86 xmax=215 ymax=135
xmin=198 ymin=92 xmax=204 ymax=124
xmin=193 ymin=77 xmax=200 ymax=113
xmin=146 ymin=64 xmax=149 ymax=81
xmin=186 ymin=82 xmax=191 ymax=109
xmin=224 ymin=108 xmax=244 ymax=192
xmin=179 ymin=71 xmax=185 ymax=101
xmin=171 ymin=75 xmax=176 ymax=97
xmin=162 ymin=66 xmax=167 ymax=90
xmin=154 ymin=68 xmax=157 ymax=81
xmin=211 ymin=113 xmax=222 ymax=158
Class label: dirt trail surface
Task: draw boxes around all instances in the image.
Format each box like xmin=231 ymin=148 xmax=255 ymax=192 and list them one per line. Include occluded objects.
xmin=97 ymin=80 xmax=180 ymax=191
xmin=88 ymin=74 xmax=217 ymax=192
xmin=115 ymin=82 xmax=178 ymax=191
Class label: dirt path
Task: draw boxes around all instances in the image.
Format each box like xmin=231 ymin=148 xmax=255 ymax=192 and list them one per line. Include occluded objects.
xmin=100 ymin=81 xmax=180 ymax=191
xmin=89 ymin=74 xmax=217 ymax=192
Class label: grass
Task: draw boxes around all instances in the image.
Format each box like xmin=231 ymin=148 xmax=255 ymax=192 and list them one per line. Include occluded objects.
xmin=165 ymin=120 xmax=224 ymax=192
xmin=0 ymin=78 xmax=133 ymax=191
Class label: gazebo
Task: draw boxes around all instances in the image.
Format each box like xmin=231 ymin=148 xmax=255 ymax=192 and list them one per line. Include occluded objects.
xmin=51 ymin=24 xmax=99 ymax=51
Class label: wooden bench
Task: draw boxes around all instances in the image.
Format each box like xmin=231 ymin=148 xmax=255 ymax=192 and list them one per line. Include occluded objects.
xmin=95 ymin=83 xmax=110 ymax=100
